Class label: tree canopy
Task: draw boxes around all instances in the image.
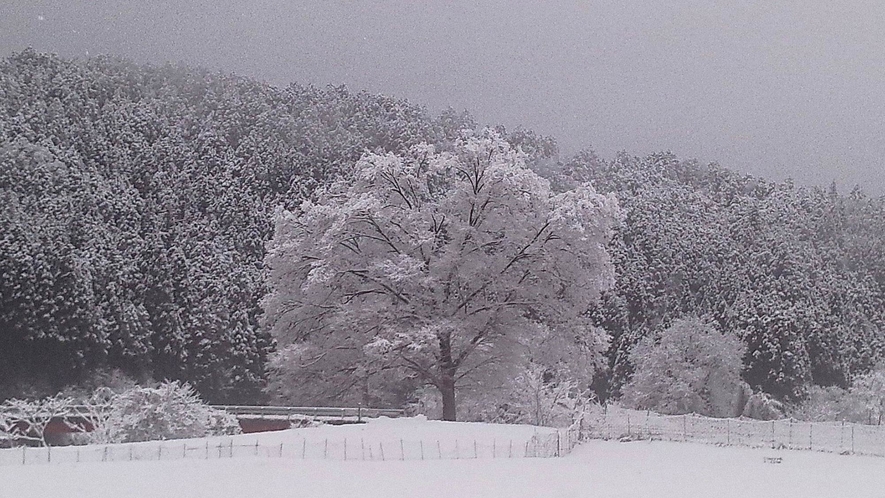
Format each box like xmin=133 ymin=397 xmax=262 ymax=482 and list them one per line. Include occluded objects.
xmin=262 ymin=131 xmax=621 ymax=420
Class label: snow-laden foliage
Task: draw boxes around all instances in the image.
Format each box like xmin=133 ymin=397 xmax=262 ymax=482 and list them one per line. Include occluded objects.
xmin=789 ymin=365 xmax=885 ymax=425
xmin=848 ymin=365 xmax=885 ymax=425
xmin=0 ymin=394 xmax=74 ymax=446
xmin=566 ymin=151 xmax=885 ymax=402
xmin=0 ymin=50 xmax=492 ymax=403
xmin=790 ymin=386 xmax=867 ymax=423
xmin=740 ymin=392 xmax=785 ymax=420
xmin=412 ymin=321 xmax=608 ymax=426
xmin=263 ymin=130 xmax=621 ymax=420
xmin=84 ymin=381 xmax=241 ymax=444
xmin=621 ymin=317 xmax=747 ymax=417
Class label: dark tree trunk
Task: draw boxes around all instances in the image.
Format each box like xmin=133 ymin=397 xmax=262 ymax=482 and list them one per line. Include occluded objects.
xmin=438 ymin=332 xmax=458 ymax=421
xmin=440 ymin=373 xmax=457 ymax=421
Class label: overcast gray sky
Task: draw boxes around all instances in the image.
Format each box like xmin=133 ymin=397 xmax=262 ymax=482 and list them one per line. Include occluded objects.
xmin=3 ymin=0 xmax=884 ymax=194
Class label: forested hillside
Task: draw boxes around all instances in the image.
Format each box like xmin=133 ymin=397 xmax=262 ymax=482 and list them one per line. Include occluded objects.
xmin=558 ymin=152 xmax=885 ymax=401
xmin=2 ymin=50 xmax=884 ymax=407
xmin=0 ymin=49 xmax=476 ymax=402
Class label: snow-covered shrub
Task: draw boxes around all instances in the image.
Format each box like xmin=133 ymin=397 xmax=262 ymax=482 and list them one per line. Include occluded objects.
xmin=792 ymin=366 xmax=885 ymax=425
xmin=621 ymin=317 xmax=747 ymax=417
xmin=741 ymin=392 xmax=785 ymax=420
xmin=86 ymin=381 xmax=241 ymax=443
xmin=849 ymin=365 xmax=885 ymax=425
xmin=0 ymin=394 xmax=74 ymax=446
xmin=790 ymin=385 xmax=867 ymax=423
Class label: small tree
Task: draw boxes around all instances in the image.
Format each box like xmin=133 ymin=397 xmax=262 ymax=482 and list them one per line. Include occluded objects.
xmin=621 ymin=317 xmax=746 ymax=417
xmin=263 ymin=130 xmax=621 ymax=420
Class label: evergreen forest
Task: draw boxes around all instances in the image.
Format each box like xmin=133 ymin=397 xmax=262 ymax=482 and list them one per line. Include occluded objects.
xmin=2 ymin=49 xmax=884 ymax=409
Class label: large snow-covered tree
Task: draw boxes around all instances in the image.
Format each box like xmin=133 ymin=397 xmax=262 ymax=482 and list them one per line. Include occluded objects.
xmin=262 ymin=131 xmax=621 ymax=420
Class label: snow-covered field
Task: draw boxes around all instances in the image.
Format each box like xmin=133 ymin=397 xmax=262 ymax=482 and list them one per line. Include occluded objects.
xmin=3 ymin=417 xmax=884 ymax=498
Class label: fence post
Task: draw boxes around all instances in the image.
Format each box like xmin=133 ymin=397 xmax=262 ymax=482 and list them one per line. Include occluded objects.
xmin=324 ymin=439 xmax=328 ymax=459
xmin=627 ymin=414 xmax=631 ymax=437
xmin=509 ymin=439 xmax=512 ymax=458
xmin=129 ymin=445 xmax=133 ymax=461
xmin=524 ymin=441 xmax=529 ymax=458
xmin=401 ymin=439 xmax=405 ymax=461
xmin=809 ymin=423 xmax=813 ymax=450
xmin=438 ymin=440 xmax=442 ymax=459
xmin=492 ymin=439 xmax=496 ymax=458
xmin=557 ymin=432 xmax=561 ymax=457
xmin=205 ymin=440 xmax=209 ymax=460
xmin=771 ymin=420 xmax=775 ymax=448
xmin=841 ymin=421 xmax=845 ymax=449
xmin=473 ymin=440 xmax=477 ymax=459
xmin=789 ymin=419 xmax=793 ymax=447
xmin=255 ymin=440 xmax=259 ymax=457
xmin=279 ymin=442 xmax=283 ymax=458
xmin=727 ymin=419 xmax=730 ymax=445
xmin=852 ymin=425 xmax=855 ymax=454
xmin=455 ymin=440 xmax=459 ymax=459
xmin=380 ymin=441 xmax=385 ymax=461
xmin=361 ymin=438 xmax=365 ymax=460
xmin=683 ymin=415 xmax=687 ymax=442
xmin=420 ymin=440 xmax=424 ymax=460
xmin=645 ymin=411 xmax=650 ymax=439
xmin=343 ymin=438 xmax=347 ymax=460
xmin=158 ymin=444 xmax=162 ymax=460
xmin=47 ymin=446 xmax=51 ymax=463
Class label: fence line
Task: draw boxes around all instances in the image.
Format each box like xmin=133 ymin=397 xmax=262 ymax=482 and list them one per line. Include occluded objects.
xmin=0 ymin=432 xmax=564 ymax=467
xmin=577 ymin=405 xmax=885 ymax=457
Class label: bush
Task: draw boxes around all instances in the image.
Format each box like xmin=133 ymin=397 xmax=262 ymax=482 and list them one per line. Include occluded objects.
xmin=849 ymin=365 xmax=885 ymax=425
xmin=741 ymin=392 xmax=785 ymax=420
xmin=791 ymin=366 xmax=885 ymax=425
xmin=86 ymin=381 xmax=241 ymax=443
xmin=621 ymin=317 xmax=747 ymax=417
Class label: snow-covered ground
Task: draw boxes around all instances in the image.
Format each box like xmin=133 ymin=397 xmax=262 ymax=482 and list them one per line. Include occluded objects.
xmin=3 ymin=416 xmax=884 ymax=497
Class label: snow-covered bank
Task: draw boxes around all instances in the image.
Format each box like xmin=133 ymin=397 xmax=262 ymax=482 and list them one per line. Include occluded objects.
xmin=3 ymin=417 xmax=884 ymax=497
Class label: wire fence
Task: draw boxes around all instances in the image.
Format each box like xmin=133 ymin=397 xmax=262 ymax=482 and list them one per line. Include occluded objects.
xmin=578 ymin=405 xmax=885 ymax=457
xmin=8 ymin=406 xmax=879 ymax=467
xmin=0 ymin=431 xmax=567 ymax=466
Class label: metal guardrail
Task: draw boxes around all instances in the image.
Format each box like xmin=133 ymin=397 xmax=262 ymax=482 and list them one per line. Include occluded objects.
xmin=210 ymin=405 xmax=405 ymax=421
xmin=1 ymin=405 xmax=404 ymax=421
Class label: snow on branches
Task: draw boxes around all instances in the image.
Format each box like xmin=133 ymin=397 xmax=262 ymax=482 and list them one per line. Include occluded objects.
xmin=263 ymin=130 xmax=622 ymax=420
